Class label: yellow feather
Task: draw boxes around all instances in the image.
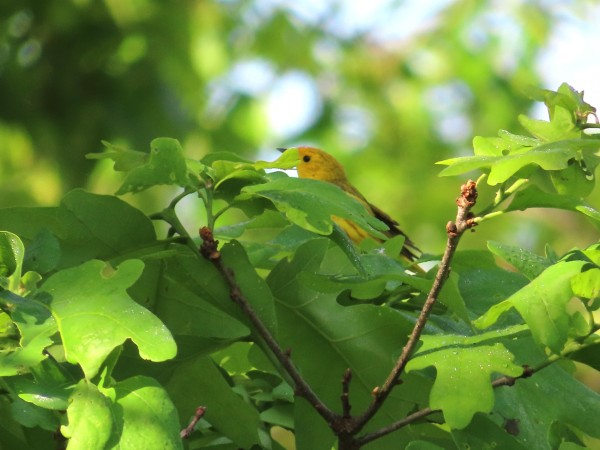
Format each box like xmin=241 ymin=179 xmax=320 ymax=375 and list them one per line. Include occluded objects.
xmin=292 ymin=146 xmax=420 ymax=262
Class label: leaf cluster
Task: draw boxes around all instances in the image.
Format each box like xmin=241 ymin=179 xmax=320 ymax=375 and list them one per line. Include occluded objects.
xmin=0 ymin=84 xmax=600 ymax=449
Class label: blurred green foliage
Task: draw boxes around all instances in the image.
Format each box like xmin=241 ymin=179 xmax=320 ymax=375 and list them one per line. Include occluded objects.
xmin=0 ymin=0 xmax=598 ymax=255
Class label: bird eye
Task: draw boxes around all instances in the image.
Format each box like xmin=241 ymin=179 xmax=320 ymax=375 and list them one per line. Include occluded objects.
xmin=303 ymin=155 xmax=311 ymax=162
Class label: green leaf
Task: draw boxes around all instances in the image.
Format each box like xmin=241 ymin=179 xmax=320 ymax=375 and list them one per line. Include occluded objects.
xmin=506 ymin=185 xmax=600 ymax=221
xmin=571 ymin=267 xmax=600 ymax=300
xmin=0 ymin=401 xmax=29 ymax=449
xmin=487 ymin=241 xmax=552 ymax=280
xmin=487 ymin=140 xmax=586 ymax=185
xmin=9 ymin=396 xmax=58 ymax=432
xmin=41 ymin=259 xmax=176 ymax=378
xmin=474 ymin=260 xmax=587 ymax=353
xmin=22 ymin=229 xmax=60 ymax=275
xmin=201 ymin=151 xmax=255 ymax=166
xmin=328 ymin=224 xmax=368 ymax=277
xmin=0 ymin=231 xmax=25 ymax=292
xmin=9 ymin=359 xmax=72 ymax=410
xmin=111 ymin=376 xmax=183 ymax=450
xmin=439 ymin=272 xmax=471 ymax=324
xmin=549 ymin=160 xmax=595 ymax=197
xmin=260 ymin=404 xmax=294 ymax=428
xmin=472 ymin=133 xmax=535 ymax=157
xmin=215 ymin=209 xmax=289 ymax=239
xmin=61 ymin=381 xmax=113 ymax=450
xmin=254 ymin=148 xmax=299 ymax=170
xmin=115 ymin=138 xmax=189 ymax=194
xmin=267 ymin=239 xmax=427 ymax=445
xmin=406 ymin=335 xmax=522 ymax=429
xmin=155 ymin=243 xmax=277 ymax=343
xmin=294 ymin=398 xmax=335 ymax=450
xmin=451 ymin=414 xmax=528 ymax=450
xmin=166 ymin=355 xmax=261 ymax=448
xmin=438 ymin=138 xmax=600 ymax=186
xmin=339 ymin=249 xmax=469 ymax=321
xmin=437 ymin=154 xmax=499 ymax=177
xmin=495 ymin=364 xmax=600 ymax=450
xmin=525 ymin=83 xmax=597 ymax=125
xmin=0 ymin=290 xmax=57 ymax=376
xmin=569 ymin=337 xmax=600 ymax=371
xmin=212 ymin=162 xmax=267 ymax=189
xmin=582 ymin=243 xmax=600 ymax=265
xmin=87 ymin=141 xmax=148 ymax=171
xmin=0 ymin=189 xmax=157 ymax=269
xmin=239 ymin=175 xmax=388 ymax=238
xmin=209 ymin=148 xmax=300 ymax=189
xmin=211 ymin=342 xmax=256 ymax=376
xmin=155 ymin=248 xmax=250 ymax=341
xmin=497 ymin=129 xmax=540 ymax=148
xmin=406 ymin=441 xmax=446 ymax=450
xmin=455 ymin=263 xmax=527 ymax=318
xmin=518 ymin=106 xmax=578 ymax=142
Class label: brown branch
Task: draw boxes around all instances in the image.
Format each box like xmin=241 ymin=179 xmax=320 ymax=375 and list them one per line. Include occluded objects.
xmin=199 ymin=227 xmax=338 ymax=425
xmin=353 ymin=180 xmax=478 ymax=433
xmin=180 ymin=406 xmax=207 ymax=439
xmin=200 ymin=180 xmax=480 ymax=448
xmin=491 ymin=365 xmax=535 ymax=388
xmin=358 ymin=407 xmax=435 ymax=445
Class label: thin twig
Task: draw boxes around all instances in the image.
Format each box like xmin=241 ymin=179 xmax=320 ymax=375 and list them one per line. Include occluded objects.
xmin=341 ymin=368 xmax=353 ymax=419
xmin=180 ymin=406 xmax=207 ymax=439
xmin=358 ymin=407 xmax=435 ymax=445
xmin=358 ymin=361 xmax=541 ymax=445
xmin=198 ymin=227 xmax=338 ymax=425
xmin=353 ymin=180 xmax=479 ymax=433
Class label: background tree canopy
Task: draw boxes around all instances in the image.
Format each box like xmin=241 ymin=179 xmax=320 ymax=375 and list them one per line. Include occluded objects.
xmin=1 ymin=0 xmax=599 ymax=253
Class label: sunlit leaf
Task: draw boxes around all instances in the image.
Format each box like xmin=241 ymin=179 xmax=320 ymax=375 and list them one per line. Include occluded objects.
xmin=474 ymin=260 xmax=587 ymax=353
xmin=87 ymin=141 xmax=148 ymax=171
xmin=239 ymin=175 xmax=388 ymax=238
xmin=61 ymin=381 xmax=113 ymax=450
xmin=487 ymin=241 xmax=551 ymax=280
xmin=0 ymin=231 xmax=24 ymax=292
xmin=506 ymin=185 xmax=600 ymax=221
xmin=254 ymin=147 xmax=299 ymax=170
xmin=41 ymin=259 xmax=176 ymax=378
xmin=0 ymin=290 xmax=56 ymax=376
xmin=112 ymin=376 xmax=182 ymax=449
xmin=496 ymin=364 xmax=600 ymax=449
xmin=115 ymin=138 xmax=190 ymax=194
xmin=406 ymin=334 xmax=522 ymax=429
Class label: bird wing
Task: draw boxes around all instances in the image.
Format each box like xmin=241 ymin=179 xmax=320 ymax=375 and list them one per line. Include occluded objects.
xmin=368 ymin=202 xmax=421 ymax=261
xmin=338 ymin=180 xmax=421 ymax=261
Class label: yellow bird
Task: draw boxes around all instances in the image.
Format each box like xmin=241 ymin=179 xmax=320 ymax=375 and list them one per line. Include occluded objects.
xmin=278 ymin=146 xmax=420 ymax=262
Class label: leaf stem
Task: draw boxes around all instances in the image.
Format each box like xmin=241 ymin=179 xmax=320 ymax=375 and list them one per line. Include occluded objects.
xmin=213 ymin=203 xmax=234 ymax=224
xmin=169 ymin=187 xmax=196 ymax=209
xmin=474 ymin=210 xmax=504 ymax=224
xmin=476 ymin=178 xmax=529 ymax=218
xmin=204 ymin=181 xmax=216 ymax=230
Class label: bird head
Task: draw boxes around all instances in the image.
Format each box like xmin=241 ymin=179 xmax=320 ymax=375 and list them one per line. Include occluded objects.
xmin=277 ymin=146 xmax=347 ymax=183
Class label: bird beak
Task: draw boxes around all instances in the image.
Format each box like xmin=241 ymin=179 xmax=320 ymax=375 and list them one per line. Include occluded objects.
xmin=276 ymin=147 xmax=287 ymax=153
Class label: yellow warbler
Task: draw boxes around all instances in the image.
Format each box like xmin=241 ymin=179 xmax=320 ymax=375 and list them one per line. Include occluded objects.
xmin=278 ymin=146 xmax=420 ymax=261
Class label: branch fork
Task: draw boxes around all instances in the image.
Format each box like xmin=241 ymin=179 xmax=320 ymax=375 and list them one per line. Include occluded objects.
xmin=196 ymin=179 xmax=537 ymax=448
